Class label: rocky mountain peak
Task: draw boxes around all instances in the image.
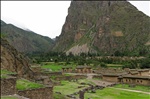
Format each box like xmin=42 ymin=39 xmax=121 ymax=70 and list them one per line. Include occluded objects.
xmin=53 ymin=1 xmax=150 ymax=56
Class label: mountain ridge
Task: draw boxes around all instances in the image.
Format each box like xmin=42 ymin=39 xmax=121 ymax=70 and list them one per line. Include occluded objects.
xmin=1 ymin=20 xmax=54 ymax=53
xmin=52 ymin=1 xmax=150 ymax=56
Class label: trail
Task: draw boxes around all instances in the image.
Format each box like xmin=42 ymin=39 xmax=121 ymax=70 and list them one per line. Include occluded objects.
xmin=86 ymin=74 xmax=115 ymax=87
xmin=110 ymin=87 xmax=150 ymax=95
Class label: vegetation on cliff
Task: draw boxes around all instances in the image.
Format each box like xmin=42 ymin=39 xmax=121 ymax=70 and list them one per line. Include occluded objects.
xmin=53 ymin=1 xmax=150 ymax=56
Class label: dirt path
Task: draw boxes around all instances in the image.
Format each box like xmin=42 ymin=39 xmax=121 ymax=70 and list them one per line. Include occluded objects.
xmin=86 ymin=74 xmax=116 ymax=87
xmin=110 ymin=87 xmax=150 ymax=95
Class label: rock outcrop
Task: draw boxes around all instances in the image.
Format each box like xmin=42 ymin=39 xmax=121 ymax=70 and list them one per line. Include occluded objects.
xmin=1 ymin=38 xmax=34 ymax=79
xmin=53 ymin=1 xmax=150 ymax=56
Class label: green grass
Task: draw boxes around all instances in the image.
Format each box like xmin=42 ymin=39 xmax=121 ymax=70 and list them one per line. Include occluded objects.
xmin=1 ymin=69 xmax=17 ymax=79
xmin=107 ymin=64 xmax=123 ymax=68
xmin=41 ymin=62 xmax=77 ymax=72
xmin=54 ymin=80 xmax=89 ymax=95
xmin=1 ymin=69 xmax=16 ymax=75
xmin=114 ymin=84 xmax=150 ymax=92
xmin=41 ymin=64 xmax=63 ymax=71
xmin=54 ymin=80 xmax=149 ymax=99
xmin=1 ymin=96 xmax=18 ymax=99
xmin=63 ymin=73 xmax=74 ymax=76
xmin=85 ymin=87 xmax=149 ymax=99
xmin=16 ymin=79 xmax=44 ymax=90
xmin=53 ymin=93 xmax=69 ymax=99
xmin=107 ymin=64 xmax=123 ymax=67
xmin=78 ymin=79 xmax=96 ymax=85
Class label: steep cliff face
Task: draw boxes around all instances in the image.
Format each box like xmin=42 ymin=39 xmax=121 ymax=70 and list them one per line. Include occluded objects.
xmin=1 ymin=38 xmax=34 ymax=79
xmin=1 ymin=20 xmax=54 ymax=53
xmin=53 ymin=1 xmax=150 ymax=56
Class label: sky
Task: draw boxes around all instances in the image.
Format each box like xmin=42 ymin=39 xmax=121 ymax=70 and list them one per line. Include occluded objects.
xmin=1 ymin=1 xmax=150 ymax=38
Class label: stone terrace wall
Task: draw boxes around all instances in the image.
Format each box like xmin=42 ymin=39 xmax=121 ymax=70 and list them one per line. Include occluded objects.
xmin=35 ymin=72 xmax=62 ymax=77
xmin=17 ymin=86 xmax=53 ymax=99
xmin=54 ymin=75 xmax=87 ymax=81
xmin=1 ymin=77 xmax=17 ymax=95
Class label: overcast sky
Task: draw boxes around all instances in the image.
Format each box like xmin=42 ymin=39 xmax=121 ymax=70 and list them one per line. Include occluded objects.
xmin=1 ymin=1 xmax=150 ymax=38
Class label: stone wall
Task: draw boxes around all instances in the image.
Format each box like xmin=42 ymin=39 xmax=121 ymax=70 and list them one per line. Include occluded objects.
xmin=17 ymin=86 xmax=53 ymax=99
xmin=122 ymin=78 xmax=150 ymax=86
xmin=140 ymin=71 xmax=149 ymax=76
xmin=102 ymin=76 xmax=119 ymax=82
xmin=1 ymin=77 xmax=17 ymax=95
xmin=34 ymin=72 xmax=62 ymax=77
xmin=54 ymin=75 xmax=87 ymax=81
xmin=93 ymin=75 xmax=102 ymax=79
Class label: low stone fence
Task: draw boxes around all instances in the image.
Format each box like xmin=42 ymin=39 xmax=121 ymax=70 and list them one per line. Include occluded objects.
xmin=17 ymin=86 xmax=53 ymax=99
xmin=36 ymin=72 xmax=62 ymax=77
xmin=93 ymin=75 xmax=102 ymax=79
xmin=1 ymin=77 xmax=17 ymax=95
xmin=53 ymin=75 xmax=87 ymax=81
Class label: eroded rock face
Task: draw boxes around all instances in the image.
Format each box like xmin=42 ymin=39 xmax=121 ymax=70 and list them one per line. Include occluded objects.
xmin=66 ymin=44 xmax=89 ymax=55
xmin=53 ymin=1 xmax=150 ymax=55
xmin=1 ymin=38 xmax=34 ymax=79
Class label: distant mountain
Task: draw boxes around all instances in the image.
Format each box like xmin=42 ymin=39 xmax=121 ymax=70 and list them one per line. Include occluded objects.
xmin=53 ymin=1 xmax=150 ymax=56
xmin=1 ymin=20 xmax=54 ymax=53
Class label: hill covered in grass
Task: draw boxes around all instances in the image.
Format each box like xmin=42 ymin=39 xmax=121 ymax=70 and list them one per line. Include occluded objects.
xmin=1 ymin=20 xmax=54 ymax=53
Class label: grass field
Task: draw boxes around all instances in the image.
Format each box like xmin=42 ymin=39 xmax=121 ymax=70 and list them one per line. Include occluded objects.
xmin=54 ymin=80 xmax=89 ymax=95
xmin=107 ymin=64 xmax=123 ymax=68
xmin=41 ymin=64 xmax=63 ymax=71
xmin=1 ymin=69 xmax=16 ymax=75
xmin=85 ymin=87 xmax=149 ymax=99
xmin=16 ymin=79 xmax=44 ymax=90
xmin=1 ymin=96 xmax=18 ymax=99
xmin=53 ymin=93 xmax=69 ymax=99
xmin=41 ymin=62 xmax=77 ymax=72
xmin=1 ymin=69 xmax=17 ymax=79
xmin=54 ymin=80 xmax=149 ymax=99
xmin=114 ymin=84 xmax=150 ymax=92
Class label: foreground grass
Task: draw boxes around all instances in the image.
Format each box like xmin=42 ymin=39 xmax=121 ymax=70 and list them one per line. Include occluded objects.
xmin=16 ymin=79 xmax=44 ymax=90
xmin=85 ymin=87 xmax=149 ymax=99
xmin=114 ymin=84 xmax=150 ymax=92
xmin=53 ymin=93 xmax=69 ymax=99
xmin=1 ymin=69 xmax=16 ymax=75
xmin=54 ymin=80 xmax=88 ymax=95
xmin=1 ymin=96 xmax=18 ymax=99
xmin=1 ymin=69 xmax=17 ymax=79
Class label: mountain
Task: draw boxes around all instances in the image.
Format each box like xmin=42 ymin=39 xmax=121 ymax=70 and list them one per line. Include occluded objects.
xmin=1 ymin=38 xmax=34 ymax=79
xmin=1 ymin=20 xmax=54 ymax=53
xmin=52 ymin=1 xmax=150 ymax=56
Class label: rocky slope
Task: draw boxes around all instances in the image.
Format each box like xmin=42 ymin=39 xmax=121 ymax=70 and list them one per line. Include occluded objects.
xmin=1 ymin=20 xmax=54 ymax=53
xmin=53 ymin=1 xmax=150 ymax=56
xmin=1 ymin=38 xmax=34 ymax=79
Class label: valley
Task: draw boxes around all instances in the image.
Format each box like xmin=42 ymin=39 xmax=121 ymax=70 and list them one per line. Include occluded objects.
xmin=1 ymin=1 xmax=150 ymax=99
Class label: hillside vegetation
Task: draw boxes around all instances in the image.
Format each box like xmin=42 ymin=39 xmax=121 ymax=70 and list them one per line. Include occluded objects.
xmin=53 ymin=1 xmax=150 ymax=56
xmin=1 ymin=20 xmax=54 ymax=53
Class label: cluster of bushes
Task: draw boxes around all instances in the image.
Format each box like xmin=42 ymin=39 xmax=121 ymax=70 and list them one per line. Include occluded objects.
xmin=27 ymin=51 xmax=149 ymax=69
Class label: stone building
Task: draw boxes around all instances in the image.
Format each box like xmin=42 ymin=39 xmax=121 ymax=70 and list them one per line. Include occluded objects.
xmin=102 ymin=73 xmax=150 ymax=86
xmin=138 ymin=69 xmax=149 ymax=76
xmin=76 ymin=66 xmax=92 ymax=73
xmin=102 ymin=74 xmax=125 ymax=82
xmin=62 ymin=67 xmax=73 ymax=73
xmin=34 ymin=76 xmax=53 ymax=85
xmin=121 ymin=75 xmax=150 ymax=86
